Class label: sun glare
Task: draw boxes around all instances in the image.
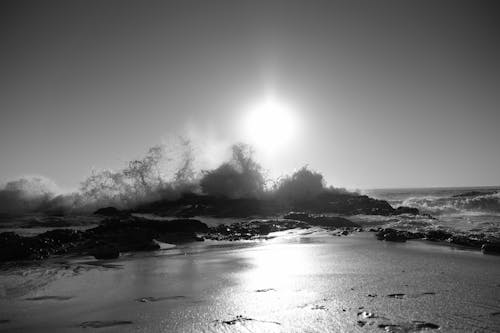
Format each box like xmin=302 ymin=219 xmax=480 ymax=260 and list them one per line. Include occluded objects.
xmin=242 ymin=96 xmax=297 ymax=152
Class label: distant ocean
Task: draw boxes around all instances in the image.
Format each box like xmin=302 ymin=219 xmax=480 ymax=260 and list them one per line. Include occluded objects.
xmin=361 ymin=186 xmax=500 ymax=237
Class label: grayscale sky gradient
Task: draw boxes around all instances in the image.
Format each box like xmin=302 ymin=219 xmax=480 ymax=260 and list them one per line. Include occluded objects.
xmin=1 ymin=0 xmax=499 ymax=190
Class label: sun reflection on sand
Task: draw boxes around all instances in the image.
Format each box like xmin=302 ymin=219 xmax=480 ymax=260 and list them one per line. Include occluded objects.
xmin=232 ymin=243 xmax=321 ymax=313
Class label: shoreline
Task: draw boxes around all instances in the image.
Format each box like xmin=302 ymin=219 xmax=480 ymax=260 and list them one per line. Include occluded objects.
xmin=1 ymin=232 xmax=500 ymax=332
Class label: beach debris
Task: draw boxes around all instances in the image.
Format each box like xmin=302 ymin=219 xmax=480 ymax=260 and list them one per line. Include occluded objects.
xmin=79 ymin=320 xmax=133 ymax=328
xmin=357 ymin=320 xmax=367 ymax=327
xmin=311 ymin=305 xmax=327 ymax=310
xmin=358 ymin=311 xmax=376 ymax=319
xmin=215 ymin=315 xmax=281 ymax=326
xmin=387 ymin=293 xmax=405 ymax=299
xmin=490 ymin=312 xmax=500 ymax=316
xmin=136 ymin=295 xmax=186 ymax=303
xmin=367 ymin=294 xmax=377 ymax=297
xmin=25 ymin=295 xmax=73 ymax=301
xmin=255 ymin=288 xmax=276 ymax=293
xmin=377 ymin=321 xmax=440 ymax=332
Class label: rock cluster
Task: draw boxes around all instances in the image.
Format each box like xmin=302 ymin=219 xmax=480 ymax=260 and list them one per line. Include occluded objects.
xmin=133 ymin=192 xmax=421 ymax=218
xmin=0 ymin=217 xmax=209 ymax=262
xmin=373 ymin=228 xmax=500 ymax=255
xmin=283 ymin=212 xmax=359 ymax=228
xmin=206 ymin=219 xmax=310 ymax=241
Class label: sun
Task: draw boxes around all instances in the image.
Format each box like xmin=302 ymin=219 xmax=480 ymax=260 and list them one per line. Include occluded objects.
xmin=241 ymin=96 xmax=298 ymax=152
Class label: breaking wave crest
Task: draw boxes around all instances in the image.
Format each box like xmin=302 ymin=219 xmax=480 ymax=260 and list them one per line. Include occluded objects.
xmin=402 ymin=192 xmax=500 ymax=216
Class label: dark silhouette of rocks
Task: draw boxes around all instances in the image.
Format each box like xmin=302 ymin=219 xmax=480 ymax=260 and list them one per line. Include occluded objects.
xmin=393 ymin=206 xmax=419 ymax=215
xmin=93 ymin=207 xmax=124 ymax=216
xmin=375 ymin=229 xmax=408 ymax=242
xmin=132 ymin=191 xmax=420 ymax=218
xmin=481 ymin=242 xmax=500 ymax=255
xmin=283 ymin=212 xmax=359 ymax=228
xmin=91 ymin=244 xmax=120 ymax=259
xmin=374 ymin=227 xmax=500 ymax=255
xmin=206 ymin=219 xmax=310 ymax=241
xmin=0 ymin=217 xmax=209 ymax=262
xmin=425 ymin=230 xmax=452 ymax=241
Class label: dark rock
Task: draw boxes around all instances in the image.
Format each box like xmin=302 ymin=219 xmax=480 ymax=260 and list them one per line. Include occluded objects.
xmin=91 ymin=244 xmax=120 ymax=259
xmin=294 ymin=192 xmax=395 ymax=216
xmin=0 ymin=216 xmax=212 ymax=262
xmin=393 ymin=206 xmax=419 ymax=215
xmin=135 ymin=191 xmax=400 ymax=218
xmin=375 ymin=229 xmax=408 ymax=242
xmin=94 ymin=207 xmax=122 ymax=216
xmin=481 ymin=242 xmax=500 ymax=255
xmin=38 ymin=229 xmax=83 ymax=244
xmin=206 ymin=219 xmax=309 ymax=241
xmin=425 ymin=230 xmax=452 ymax=241
xmin=447 ymin=235 xmax=484 ymax=248
xmin=283 ymin=212 xmax=359 ymax=228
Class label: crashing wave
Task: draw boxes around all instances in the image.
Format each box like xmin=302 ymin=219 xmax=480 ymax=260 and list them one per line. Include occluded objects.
xmin=401 ymin=191 xmax=500 ymax=215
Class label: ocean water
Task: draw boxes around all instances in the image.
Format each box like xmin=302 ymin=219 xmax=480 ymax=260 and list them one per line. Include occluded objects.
xmin=361 ymin=186 xmax=500 ymax=237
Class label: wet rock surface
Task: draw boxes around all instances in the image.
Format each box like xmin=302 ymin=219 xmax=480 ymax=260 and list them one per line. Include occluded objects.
xmin=205 ymin=219 xmax=310 ymax=241
xmin=373 ymin=227 xmax=500 ymax=255
xmin=78 ymin=320 xmax=133 ymax=328
xmin=134 ymin=191 xmax=418 ymax=217
xmin=90 ymin=244 xmax=120 ymax=259
xmin=283 ymin=212 xmax=359 ymax=228
xmin=481 ymin=241 xmax=500 ymax=254
xmin=0 ymin=217 xmax=209 ymax=262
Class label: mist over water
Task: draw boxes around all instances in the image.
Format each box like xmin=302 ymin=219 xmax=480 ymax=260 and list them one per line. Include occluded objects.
xmin=0 ymin=139 xmax=337 ymax=215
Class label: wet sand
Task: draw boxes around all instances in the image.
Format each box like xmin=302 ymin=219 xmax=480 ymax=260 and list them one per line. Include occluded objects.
xmin=1 ymin=230 xmax=500 ymax=332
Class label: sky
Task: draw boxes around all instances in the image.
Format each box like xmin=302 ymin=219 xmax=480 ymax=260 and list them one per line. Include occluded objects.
xmin=1 ymin=0 xmax=499 ymax=190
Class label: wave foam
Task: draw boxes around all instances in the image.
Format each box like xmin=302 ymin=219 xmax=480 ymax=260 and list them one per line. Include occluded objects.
xmin=401 ymin=192 xmax=500 ymax=216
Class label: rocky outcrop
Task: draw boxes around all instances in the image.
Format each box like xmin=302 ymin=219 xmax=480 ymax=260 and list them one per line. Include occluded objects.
xmin=481 ymin=242 xmax=500 ymax=255
xmin=206 ymin=219 xmax=310 ymax=241
xmin=0 ymin=217 xmax=209 ymax=262
xmin=375 ymin=229 xmax=408 ymax=242
xmin=424 ymin=230 xmax=452 ymax=241
xmin=93 ymin=207 xmax=128 ymax=217
xmin=0 ymin=229 xmax=84 ymax=261
xmin=283 ymin=212 xmax=359 ymax=228
xmin=91 ymin=244 xmax=120 ymax=259
xmin=373 ymin=228 xmax=500 ymax=255
xmin=293 ymin=192 xmax=397 ymax=216
xmin=393 ymin=206 xmax=419 ymax=215
xmin=134 ymin=191 xmax=419 ymax=218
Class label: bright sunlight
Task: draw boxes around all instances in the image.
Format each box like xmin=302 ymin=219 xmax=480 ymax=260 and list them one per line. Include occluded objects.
xmin=241 ymin=96 xmax=298 ymax=153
